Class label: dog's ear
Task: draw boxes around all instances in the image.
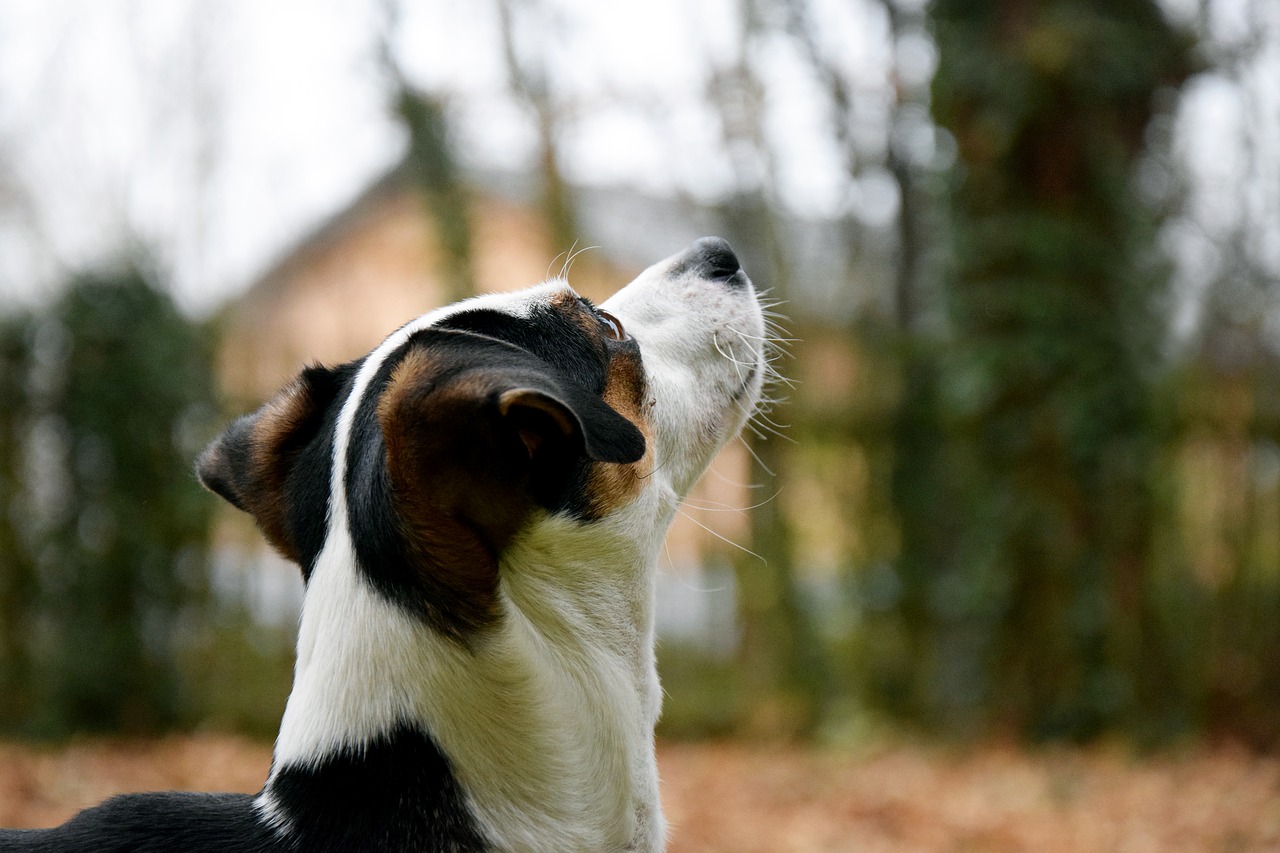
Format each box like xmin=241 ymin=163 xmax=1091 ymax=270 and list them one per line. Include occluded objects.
xmin=196 ymin=365 xmax=342 ymax=564
xmin=497 ymin=386 xmax=645 ymax=466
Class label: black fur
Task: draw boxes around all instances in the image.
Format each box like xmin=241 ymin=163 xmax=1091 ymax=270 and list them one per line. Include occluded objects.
xmin=436 ymin=301 xmax=627 ymax=398
xmin=435 ymin=302 xmax=646 ymax=519
xmin=0 ymin=726 xmax=487 ymax=853
xmin=0 ymin=792 xmax=274 ymax=853
xmin=193 ymin=362 xmax=356 ymax=578
xmin=281 ymin=364 xmax=355 ymax=579
xmin=267 ymin=723 xmax=489 ymax=852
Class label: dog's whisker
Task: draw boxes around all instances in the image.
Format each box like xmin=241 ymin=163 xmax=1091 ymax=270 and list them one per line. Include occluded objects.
xmin=546 ymin=249 xmax=572 ymax=281
xmin=558 ymin=242 xmax=599 ymax=280
xmin=747 ymin=414 xmax=788 ymax=435
xmin=732 ymin=329 xmax=789 ymax=348
xmin=749 ymin=420 xmax=797 ymax=444
xmin=559 ymin=241 xmax=579 ymax=280
xmin=660 ymin=538 xmax=676 ymax=574
xmin=682 ymin=488 xmax=782 ymax=513
xmin=753 ymin=410 xmax=792 ymax=432
xmin=705 ymin=464 xmax=768 ymax=490
xmin=745 ymin=318 xmax=781 ymax=339
xmin=751 ymin=421 xmax=797 ymax=444
xmin=712 ymin=336 xmax=765 ymax=375
xmin=712 ymin=332 xmax=748 ymax=383
xmin=737 ymin=433 xmax=778 ymax=477
xmin=636 ymin=452 xmax=674 ymax=481
xmin=676 ymin=506 xmax=767 ymax=563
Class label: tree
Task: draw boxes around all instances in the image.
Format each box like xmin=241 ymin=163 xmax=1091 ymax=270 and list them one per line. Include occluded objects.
xmin=2 ymin=263 xmax=218 ymax=736
xmin=0 ymin=315 xmax=35 ymax=726
xmin=396 ymin=89 xmax=480 ymax=304
xmin=707 ymin=0 xmax=826 ymax=738
xmin=379 ymin=0 xmax=479 ymax=304
xmin=495 ymin=0 xmax=578 ymax=255
xmin=886 ymin=0 xmax=1196 ymax=740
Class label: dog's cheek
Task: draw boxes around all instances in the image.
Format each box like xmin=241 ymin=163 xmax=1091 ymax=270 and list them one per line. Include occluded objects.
xmin=582 ymin=348 xmax=652 ymax=517
xmin=582 ymin=459 xmax=646 ymax=518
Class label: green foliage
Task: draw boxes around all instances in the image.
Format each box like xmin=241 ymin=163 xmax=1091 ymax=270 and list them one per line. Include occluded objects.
xmin=880 ymin=0 xmax=1197 ymax=741
xmin=0 ymin=263 xmax=218 ymax=737
xmin=655 ymin=641 xmax=747 ymax=740
xmin=0 ymin=316 xmax=36 ymax=727
xmin=179 ymin=606 xmax=295 ymax=739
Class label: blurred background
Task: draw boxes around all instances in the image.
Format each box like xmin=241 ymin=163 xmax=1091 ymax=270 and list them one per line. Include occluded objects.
xmin=1 ymin=0 xmax=1280 ymax=789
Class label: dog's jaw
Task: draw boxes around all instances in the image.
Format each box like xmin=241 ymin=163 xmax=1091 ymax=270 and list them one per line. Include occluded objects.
xmin=252 ymin=240 xmax=765 ymax=852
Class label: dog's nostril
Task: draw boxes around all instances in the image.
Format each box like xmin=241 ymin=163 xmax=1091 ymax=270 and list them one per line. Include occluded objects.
xmin=685 ymin=236 xmax=744 ymax=284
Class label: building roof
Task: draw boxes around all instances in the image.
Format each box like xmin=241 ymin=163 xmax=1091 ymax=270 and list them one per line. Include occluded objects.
xmin=243 ymin=158 xmax=891 ymax=327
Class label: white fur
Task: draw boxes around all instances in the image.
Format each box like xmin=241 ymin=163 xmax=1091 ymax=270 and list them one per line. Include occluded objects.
xmin=260 ymin=260 xmax=765 ymax=852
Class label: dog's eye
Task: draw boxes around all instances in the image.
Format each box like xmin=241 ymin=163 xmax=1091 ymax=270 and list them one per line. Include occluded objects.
xmin=597 ymin=309 xmax=628 ymax=341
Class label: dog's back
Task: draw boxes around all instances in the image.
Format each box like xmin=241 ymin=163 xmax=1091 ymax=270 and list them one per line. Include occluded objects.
xmin=1 ymin=726 xmax=484 ymax=852
xmin=1 ymin=793 xmax=269 ymax=853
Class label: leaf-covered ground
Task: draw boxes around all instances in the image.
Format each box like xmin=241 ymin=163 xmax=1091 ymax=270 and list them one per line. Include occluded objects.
xmin=2 ymin=736 xmax=1277 ymax=851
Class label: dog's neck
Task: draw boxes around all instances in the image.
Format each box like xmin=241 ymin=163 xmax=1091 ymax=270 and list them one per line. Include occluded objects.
xmin=260 ymin=492 xmax=673 ymax=852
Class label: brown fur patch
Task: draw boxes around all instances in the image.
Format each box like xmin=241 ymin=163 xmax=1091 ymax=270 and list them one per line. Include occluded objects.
xmin=551 ymin=289 xmax=615 ymax=343
xmin=373 ymin=297 xmax=654 ymax=629
xmin=584 ymin=342 xmax=653 ymax=517
xmin=542 ymin=290 xmax=656 ymax=517
xmin=548 ymin=288 xmax=585 ymax=312
xmin=246 ymin=374 xmax=327 ymax=562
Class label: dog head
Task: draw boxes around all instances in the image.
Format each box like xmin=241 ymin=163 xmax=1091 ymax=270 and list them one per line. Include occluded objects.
xmin=197 ymin=236 xmax=765 ymax=641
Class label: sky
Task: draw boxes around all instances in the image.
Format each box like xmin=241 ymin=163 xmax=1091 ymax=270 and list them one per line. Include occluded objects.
xmin=0 ymin=0 xmax=919 ymax=316
xmin=0 ymin=0 xmax=1275 ymax=331
xmin=0 ymin=0 xmax=401 ymax=314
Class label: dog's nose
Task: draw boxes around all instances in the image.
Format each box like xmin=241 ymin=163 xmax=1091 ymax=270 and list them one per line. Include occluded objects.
xmin=681 ymin=236 xmax=744 ymax=284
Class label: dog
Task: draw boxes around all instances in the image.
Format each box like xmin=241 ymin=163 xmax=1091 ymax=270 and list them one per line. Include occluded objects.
xmin=0 ymin=237 xmax=769 ymax=852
